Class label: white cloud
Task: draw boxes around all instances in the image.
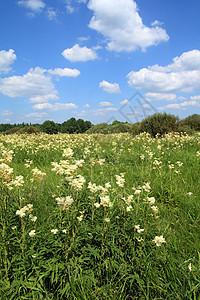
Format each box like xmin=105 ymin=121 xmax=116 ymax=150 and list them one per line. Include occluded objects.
xmin=75 ymin=107 xmax=118 ymax=117
xmin=178 ymin=96 xmax=186 ymax=101
xmin=29 ymin=94 xmax=59 ymax=103
xmin=2 ymin=110 xmax=13 ymax=116
xmin=120 ymin=99 xmax=129 ymax=105
xmin=88 ymin=0 xmax=169 ymax=52
xmin=190 ymin=94 xmax=200 ymax=100
xmin=32 ymin=102 xmax=78 ymax=111
xmin=62 ymin=44 xmax=98 ymax=62
xmin=0 ymin=67 xmax=58 ymax=98
xmin=18 ymin=0 xmax=45 ymax=12
xmin=48 ymin=68 xmax=80 ymax=77
xmin=99 ymin=80 xmax=121 ymax=94
xmin=78 ymin=36 xmax=90 ymax=42
xmin=83 ymin=104 xmax=90 ymax=108
xmin=0 ymin=49 xmax=17 ymax=74
xmin=99 ymin=101 xmax=114 ymax=107
xmin=145 ymin=92 xmax=177 ymax=102
xmin=151 ymin=20 xmax=163 ymax=27
xmin=65 ymin=0 xmax=87 ymax=13
xmin=46 ymin=7 xmax=59 ymax=21
xmin=25 ymin=112 xmax=47 ymax=121
xmin=159 ymin=100 xmax=200 ymax=110
xmin=127 ymin=49 xmax=200 ymax=93
xmin=4 ymin=118 xmax=11 ymax=122
xmin=66 ymin=4 xmax=74 ymax=13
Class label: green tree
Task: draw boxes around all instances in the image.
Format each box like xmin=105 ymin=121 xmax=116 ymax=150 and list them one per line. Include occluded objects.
xmin=140 ymin=113 xmax=179 ymax=137
xmin=181 ymin=114 xmax=200 ymax=131
xmin=41 ymin=120 xmax=58 ymax=134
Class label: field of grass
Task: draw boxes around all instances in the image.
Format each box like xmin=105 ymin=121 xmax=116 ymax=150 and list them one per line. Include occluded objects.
xmin=0 ymin=132 xmax=200 ymax=299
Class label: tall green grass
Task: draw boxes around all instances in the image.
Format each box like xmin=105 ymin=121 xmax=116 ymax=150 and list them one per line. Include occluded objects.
xmin=0 ymin=132 xmax=200 ymax=299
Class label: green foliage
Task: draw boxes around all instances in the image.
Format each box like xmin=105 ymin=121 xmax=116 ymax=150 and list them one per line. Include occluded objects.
xmin=86 ymin=122 xmax=110 ymax=134
xmin=181 ymin=114 xmax=200 ymax=131
xmin=41 ymin=121 xmax=58 ymax=134
xmin=140 ymin=112 xmax=180 ymax=137
xmin=86 ymin=122 xmax=133 ymax=134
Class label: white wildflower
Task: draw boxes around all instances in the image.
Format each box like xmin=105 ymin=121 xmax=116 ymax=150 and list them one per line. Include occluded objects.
xmin=29 ymin=230 xmax=36 ymax=237
xmin=56 ymin=196 xmax=73 ymax=210
xmin=63 ymin=148 xmax=73 ymax=159
xmin=51 ymin=229 xmax=58 ymax=234
xmin=126 ymin=205 xmax=132 ymax=212
xmin=134 ymin=189 xmax=141 ymax=195
xmin=147 ymin=197 xmax=156 ymax=205
xmin=153 ymin=235 xmax=166 ymax=246
xmin=104 ymin=217 xmax=110 ymax=223
xmin=116 ymin=173 xmax=125 ymax=188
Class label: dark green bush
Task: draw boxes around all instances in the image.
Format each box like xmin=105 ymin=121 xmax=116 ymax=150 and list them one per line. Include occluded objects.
xmin=140 ymin=113 xmax=179 ymax=137
xmin=181 ymin=114 xmax=200 ymax=131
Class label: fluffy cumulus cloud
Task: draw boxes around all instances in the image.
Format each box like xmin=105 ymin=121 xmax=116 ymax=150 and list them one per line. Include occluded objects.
xmin=0 ymin=67 xmax=58 ymax=98
xmin=0 ymin=49 xmax=17 ymax=74
xmin=99 ymin=101 xmax=114 ymax=107
xmin=120 ymin=99 xmax=130 ymax=105
xmin=62 ymin=44 xmax=98 ymax=62
xmin=48 ymin=68 xmax=80 ymax=77
xmin=0 ymin=66 xmax=80 ymax=102
xmin=145 ymin=92 xmax=177 ymax=102
xmin=127 ymin=50 xmax=200 ymax=93
xmin=83 ymin=103 xmax=90 ymax=108
xmin=18 ymin=0 xmax=46 ymax=12
xmin=32 ymin=102 xmax=78 ymax=111
xmin=99 ymin=80 xmax=121 ymax=94
xmin=29 ymin=94 xmax=59 ymax=103
xmin=87 ymin=0 xmax=169 ymax=52
xmin=25 ymin=112 xmax=47 ymax=120
xmin=159 ymin=100 xmax=200 ymax=110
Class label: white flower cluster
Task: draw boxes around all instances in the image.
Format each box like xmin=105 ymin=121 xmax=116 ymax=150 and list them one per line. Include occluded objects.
xmin=116 ymin=173 xmax=125 ymax=188
xmin=135 ymin=224 xmax=145 ymax=234
xmin=63 ymin=148 xmax=73 ymax=159
xmin=77 ymin=211 xmax=84 ymax=222
xmin=16 ymin=204 xmax=33 ymax=218
xmin=0 ymin=163 xmax=13 ymax=181
xmin=32 ymin=167 xmax=46 ymax=180
xmin=12 ymin=175 xmax=24 ymax=187
xmin=29 ymin=214 xmax=37 ymax=222
xmin=98 ymin=159 xmax=105 ymax=166
xmin=146 ymin=196 xmax=159 ymax=217
xmin=68 ymin=175 xmax=86 ymax=191
xmin=29 ymin=230 xmax=36 ymax=237
xmin=100 ymin=194 xmax=113 ymax=208
xmin=0 ymin=150 xmax=14 ymax=164
xmin=153 ymin=235 xmax=166 ymax=246
xmin=88 ymin=182 xmax=100 ymax=194
xmin=142 ymin=182 xmax=151 ymax=192
xmin=56 ymin=196 xmax=73 ymax=210
xmin=24 ymin=159 xmax=33 ymax=168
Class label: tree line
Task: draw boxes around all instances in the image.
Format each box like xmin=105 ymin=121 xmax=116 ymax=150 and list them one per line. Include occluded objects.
xmin=0 ymin=113 xmax=200 ymax=136
xmin=0 ymin=118 xmax=92 ymax=134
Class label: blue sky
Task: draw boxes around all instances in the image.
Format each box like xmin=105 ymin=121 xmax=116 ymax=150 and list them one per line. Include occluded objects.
xmin=0 ymin=0 xmax=200 ymax=124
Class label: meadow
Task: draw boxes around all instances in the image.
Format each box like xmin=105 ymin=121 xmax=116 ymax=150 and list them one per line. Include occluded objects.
xmin=0 ymin=132 xmax=200 ymax=299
